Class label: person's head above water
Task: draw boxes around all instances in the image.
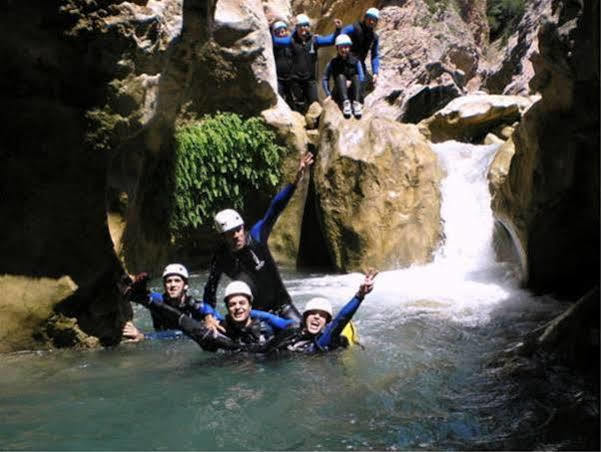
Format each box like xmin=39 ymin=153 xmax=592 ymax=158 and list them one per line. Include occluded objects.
xmin=335 ymin=34 xmax=352 ymax=58
xmin=162 ymin=263 xmax=189 ymax=301
xmin=224 ymin=281 xmax=254 ymax=326
xmin=215 ymin=209 xmax=246 ymax=251
xmin=303 ymin=297 xmax=333 ymax=335
xmin=295 ymin=13 xmax=311 ymax=38
xmin=364 ymin=7 xmax=379 ymax=28
xmin=272 ymin=20 xmax=289 ymax=37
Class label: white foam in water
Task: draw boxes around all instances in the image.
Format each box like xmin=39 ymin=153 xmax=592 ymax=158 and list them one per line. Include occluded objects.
xmin=290 ymin=141 xmax=523 ymax=326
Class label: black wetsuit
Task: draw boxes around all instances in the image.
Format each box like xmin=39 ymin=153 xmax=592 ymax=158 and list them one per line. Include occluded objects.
xmin=322 ymin=54 xmax=365 ymax=104
xmin=203 ymin=184 xmax=302 ymax=323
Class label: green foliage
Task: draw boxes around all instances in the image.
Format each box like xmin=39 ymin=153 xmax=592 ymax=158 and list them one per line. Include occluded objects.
xmin=170 ymin=113 xmax=284 ymax=236
xmin=487 ymin=0 xmax=525 ymax=42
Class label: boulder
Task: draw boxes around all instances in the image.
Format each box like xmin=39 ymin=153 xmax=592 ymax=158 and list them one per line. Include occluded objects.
xmin=418 ymin=94 xmax=536 ymax=142
xmin=312 ymin=100 xmax=442 ymax=272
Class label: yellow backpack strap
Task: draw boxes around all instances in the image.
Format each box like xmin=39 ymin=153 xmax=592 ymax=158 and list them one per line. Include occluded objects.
xmin=341 ymin=321 xmax=360 ymax=347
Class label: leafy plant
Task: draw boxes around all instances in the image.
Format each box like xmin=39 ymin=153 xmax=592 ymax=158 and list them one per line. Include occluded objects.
xmin=487 ymin=0 xmax=525 ymax=42
xmin=170 ymin=113 xmax=284 ymax=236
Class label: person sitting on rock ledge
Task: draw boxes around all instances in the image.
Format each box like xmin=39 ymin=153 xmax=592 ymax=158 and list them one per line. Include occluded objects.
xmin=322 ymin=34 xmax=365 ymax=118
xmin=271 ymin=14 xmax=342 ymax=113
xmin=121 ymin=263 xmax=221 ymax=342
xmin=338 ymin=7 xmax=380 ymax=96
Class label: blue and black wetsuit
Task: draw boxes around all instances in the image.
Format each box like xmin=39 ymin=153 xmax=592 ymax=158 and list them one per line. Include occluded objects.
xmin=203 ymin=184 xmax=302 ymax=323
xmin=322 ymin=54 xmax=365 ymax=104
xmin=266 ymin=294 xmax=365 ymax=354
xmin=340 ymin=21 xmax=379 ymax=93
xmin=272 ymin=33 xmax=294 ymax=102
xmin=272 ymin=29 xmax=339 ymax=111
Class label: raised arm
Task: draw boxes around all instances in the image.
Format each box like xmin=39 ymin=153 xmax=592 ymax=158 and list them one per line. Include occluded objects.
xmin=250 ymin=152 xmax=314 ymax=243
xmin=272 ymin=35 xmax=293 ymax=47
xmin=314 ymin=18 xmax=342 ymax=47
xmin=316 ymin=270 xmax=376 ymax=349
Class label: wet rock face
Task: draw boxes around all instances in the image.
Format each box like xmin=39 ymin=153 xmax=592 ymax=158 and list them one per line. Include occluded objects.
xmin=491 ymin=0 xmax=600 ymax=295
xmin=312 ymin=101 xmax=442 ymax=272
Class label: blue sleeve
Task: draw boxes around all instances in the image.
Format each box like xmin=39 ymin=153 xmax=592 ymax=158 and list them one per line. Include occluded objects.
xmin=250 ymin=183 xmax=296 ymax=243
xmin=356 ymin=60 xmax=365 ymax=82
xmin=322 ymin=61 xmax=333 ymax=96
xmin=143 ymin=329 xmax=185 ymax=340
xmin=315 ymin=296 xmax=363 ymax=349
xmin=272 ymin=35 xmax=293 ymax=47
xmin=314 ymin=33 xmax=336 ymax=47
xmin=251 ymin=309 xmax=295 ymax=331
xmin=197 ymin=302 xmax=224 ymax=321
xmin=341 ymin=24 xmax=355 ymax=36
xmin=371 ymin=36 xmax=380 ymax=74
xmin=149 ymin=292 xmax=164 ymax=304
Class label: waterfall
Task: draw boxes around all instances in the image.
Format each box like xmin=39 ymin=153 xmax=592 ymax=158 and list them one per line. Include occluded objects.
xmin=288 ymin=140 xmax=524 ymax=326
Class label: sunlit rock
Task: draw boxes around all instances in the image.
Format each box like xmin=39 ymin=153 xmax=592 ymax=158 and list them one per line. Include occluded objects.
xmin=418 ymin=94 xmax=537 ymax=143
xmin=312 ymin=100 xmax=442 ymax=272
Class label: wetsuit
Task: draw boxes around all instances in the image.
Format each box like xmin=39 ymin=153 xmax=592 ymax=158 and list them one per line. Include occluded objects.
xmin=322 ymin=54 xmax=365 ymax=104
xmin=261 ymin=294 xmax=365 ymax=354
xmin=203 ymin=184 xmax=302 ymax=323
xmin=142 ymin=299 xmax=295 ymax=352
xmin=272 ymin=34 xmax=294 ymax=103
xmin=340 ymin=21 xmax=380 ymax=94
xmin=272 ymin=29 xmax=339 ymax=112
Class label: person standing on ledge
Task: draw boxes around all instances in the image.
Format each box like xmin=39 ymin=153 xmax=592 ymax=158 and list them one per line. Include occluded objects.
xmin=203 ymin=152 xmax=314 ymax=325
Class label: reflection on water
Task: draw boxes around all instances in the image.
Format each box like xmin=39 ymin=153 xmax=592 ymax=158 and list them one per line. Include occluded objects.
xmin=1 ymin=141 xmax=597 ymax=450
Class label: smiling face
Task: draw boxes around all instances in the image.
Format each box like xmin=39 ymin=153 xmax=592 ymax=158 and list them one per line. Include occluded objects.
xmin=304 ymin=310 xmax=329 ymax=335
xmin=224 ymin=224 xmax=246 ymax=251
xmin=163 ymin=275 xmax=187 ymax=301
xmin=336 ymin=44 xmax=351 ymax=58
xmin=226 ymin=294 xmax=252 ymax=325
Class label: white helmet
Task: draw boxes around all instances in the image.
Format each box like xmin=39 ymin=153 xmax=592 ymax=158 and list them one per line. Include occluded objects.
xmin=335 ymin=34 xmax=352 ymax=47
xmin=224 ymin=281 xmax=254 ymax=303
xmin=214 ymin=209 xmax=244 ymax=233
xmin=365 ymin=7 xmax=380 ymax=20
xmin=273 ymin=20 xmax=288 ymax=31
xmin=162 ymin=263 xmax=189 ymax=280
xmin=295 ymin=14 xmax=311 ymax=27
xmin=303 ymin=297 xmax=333 ymax=320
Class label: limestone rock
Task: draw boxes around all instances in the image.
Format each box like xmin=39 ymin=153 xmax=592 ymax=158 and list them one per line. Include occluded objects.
xmin=418 ymin=94 xmax=536 ymax=143
xmin=0 ymin=276 xmax=78 ymax=352
xmin=484 ymin=133 xmax=504 ymax=145
xmin=313 ymin=100 xmax=442 ymax=272
xmin=261 ymin=98 xmax=310 ymax=266
xmin=491 ymin=0 xmax=600 ymax=294
xmin=304 ymin=101 xmax=323 ymax=129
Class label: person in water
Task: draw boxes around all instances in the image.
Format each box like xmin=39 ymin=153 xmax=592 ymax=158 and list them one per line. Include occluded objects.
xmin=271 ymin=20 xmax=294 ymax=105
xmin=271 ymin=14 xmax=342 ymax=113
xmin=121 ymin=263 xmax=221 ymax=342
xmin=259 ymin=269 xmax=377 ymax=353
xmin=203 ymin=151 xmax=314 ymax=325
xmin=322 ymin=34 xmax=365 ymax=118
xmin=338 ymin=8 xmax=380 ymax=95
xmin=132 ymin=280 xmax=291 ymax=352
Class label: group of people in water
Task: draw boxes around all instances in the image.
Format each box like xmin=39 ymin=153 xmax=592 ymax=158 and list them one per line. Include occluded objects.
xmin=271 ymin=8 xmax=381 ymax=118
xmin=122 ymin=152 xmax=377 ymax=355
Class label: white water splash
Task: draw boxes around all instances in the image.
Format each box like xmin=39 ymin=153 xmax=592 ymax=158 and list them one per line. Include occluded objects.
xmin=290 ymin=141 xmax=526 ymax=326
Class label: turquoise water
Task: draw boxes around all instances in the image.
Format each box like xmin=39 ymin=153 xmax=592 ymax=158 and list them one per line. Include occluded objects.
xmin=1 ymin=272 xmax=596 ymax=450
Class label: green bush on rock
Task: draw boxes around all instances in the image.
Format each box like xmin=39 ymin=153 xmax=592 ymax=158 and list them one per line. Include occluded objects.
xmin=170 ymin=113 xmax=284 ymax=236
xmin=487 ymin=0 xmax=525 ymax=42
